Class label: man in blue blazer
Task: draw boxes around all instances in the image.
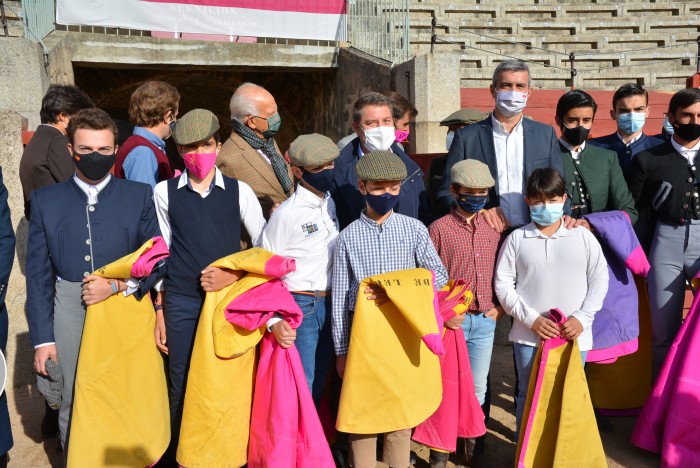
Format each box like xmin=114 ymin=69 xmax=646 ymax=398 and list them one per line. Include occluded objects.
xmin=0 ymin=167 xmax=16 ymax=467
xmin=435 ymin=60 xmax=563 ymax=231
xmin=331 ymin=92 xmax=429 ymax=230
xmin=26 ymin=108 xmax=163 ymax=450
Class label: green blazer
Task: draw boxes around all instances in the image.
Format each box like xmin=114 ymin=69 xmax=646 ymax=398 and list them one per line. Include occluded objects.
xmin=561 ymin=142 xmax=638 ymax=224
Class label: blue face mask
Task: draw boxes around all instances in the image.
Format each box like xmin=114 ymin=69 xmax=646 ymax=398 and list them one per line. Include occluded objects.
xmin=365 ymin=192 xmax=399 ymax=216
xmin=301 ymin=167 xmax=335 ymax=194
xmin=529 ymin=202 xmax=564 ymax=226
xmin=456 ymin=194 xmax=488 ymax=213
xmin=663 ymin=116 xmax=675 ymax=136
xmin=617 ymin=112 xmax=646 ymax=134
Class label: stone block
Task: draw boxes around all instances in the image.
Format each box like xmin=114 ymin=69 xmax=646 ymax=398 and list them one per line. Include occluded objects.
xmin=0 ymin=38 xmax=49 ymax=130
xmin=0 ymin=111 xmax=33 ymax=391
xmin=395 ymin=53 xmax=460 ymax=154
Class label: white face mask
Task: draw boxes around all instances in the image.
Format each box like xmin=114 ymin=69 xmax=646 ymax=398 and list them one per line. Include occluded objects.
xmin=446 ymin=131 xmax=455 ymax=151
xmin=495 ymin=90 xmax=528 ymax=117
xmin=362 ymin=126 xmax=395 ymax=152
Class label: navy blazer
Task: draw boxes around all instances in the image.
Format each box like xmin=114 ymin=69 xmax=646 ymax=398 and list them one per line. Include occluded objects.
xmin=434 ymin=116 xmax=563 ymax=216
xmin=26 ymin=177 xmax=161 ymax=346
xmin=589 ymin=132 xmax=664 ymax=177
xmin=331 ymin=138 xmax=430 ymax=230
xmin=0 ymin=168 xmax=15 ymax=306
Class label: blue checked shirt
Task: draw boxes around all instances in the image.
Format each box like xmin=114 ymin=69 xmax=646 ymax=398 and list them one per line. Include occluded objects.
xmin=332 ymin=211 xmax=448 ymax=355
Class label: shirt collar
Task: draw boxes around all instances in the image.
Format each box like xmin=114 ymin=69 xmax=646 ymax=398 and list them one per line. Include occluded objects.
xmin=73 ymin=173 xmax=111 ymax=195
xmin=133 ymin=127 xmax=166 ymax=150
xmin=616 ymin=131 xmax=642 ymax=147
xmin=522 ymin=219 xmax=572 ymax=238
xmin=671 ymin=136 xmax=700 ymax=163
xmin=491 ymin=113 xmax=524 ymax=135
xmin=177 ymin=166 xmax=225 ymax=190
xmin=559 ymin=138 xmax=586 ymax=159
xmin=449 ymin=207 xmax=479 ymax=228
xmin=295 ymin=182 xmax=328 ymax=206
xmin=357 ymin=141 xmax=394 ymax=158
xmin=360 ymin=210 xmax=395 ymax=229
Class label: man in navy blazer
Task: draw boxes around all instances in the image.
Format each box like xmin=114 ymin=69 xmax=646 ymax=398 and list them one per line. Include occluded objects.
xmin=0 ymin=167 xmax=16 ymax=466
xmin=331 ymin=92 xmax=429 ymax=230
xmin=26 ymin=108 xmax=163 ymax=449
xmin=435 ymin=60 xmax=563 ymax=231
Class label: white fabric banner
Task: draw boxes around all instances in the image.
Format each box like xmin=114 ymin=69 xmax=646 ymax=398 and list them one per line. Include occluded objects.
xmin=56 ymin=0 xmax=347 ymax=41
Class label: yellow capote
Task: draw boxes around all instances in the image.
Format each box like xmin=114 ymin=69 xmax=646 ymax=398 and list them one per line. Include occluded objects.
xmin=515 ymin=339 xmax=606 ymax=468
xmin=337 ymin=268 xmax=443 ymax=434
xmin=587 ymin=275 xmax=653 ymax=410
xmin=68 ymin=239 xmax=170 ymax=468
xmin=177 ymin=248 xmax=281 ymax=468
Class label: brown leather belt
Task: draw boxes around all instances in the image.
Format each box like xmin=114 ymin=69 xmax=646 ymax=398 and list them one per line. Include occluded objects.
xmin=291 ymin=290 xmax=331 ymax=297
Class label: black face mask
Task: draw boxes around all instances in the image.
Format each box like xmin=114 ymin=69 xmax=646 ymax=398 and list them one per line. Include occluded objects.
xmin=73 ymin=151 xmax=116 ymax=181
xmin=562 ymin=125 xmax=590 ymax=146
xmin=673 ymin=122 xmax=700 ymax=143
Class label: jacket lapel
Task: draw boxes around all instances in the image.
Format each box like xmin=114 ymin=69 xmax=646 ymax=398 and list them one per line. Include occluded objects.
xmin=478 ymin=119 xmax=499 ymax=194
xmin=234 ymin=136 xmax=283 ymax=193
xmin=522 ymin=118 xmax=535 ymax=178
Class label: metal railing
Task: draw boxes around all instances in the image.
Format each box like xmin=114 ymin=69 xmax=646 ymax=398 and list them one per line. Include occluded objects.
xmin=347 ymin=0 xmax=411 ymax=65
xmin=20 ymin=0 xmax=54 ymax=41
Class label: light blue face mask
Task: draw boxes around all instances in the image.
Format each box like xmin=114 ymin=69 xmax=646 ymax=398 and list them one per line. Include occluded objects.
xmin=529 ymin=202 xmax=564 ymax=226
xmin=663 ymin=116 xmax=675 ymax=135
xmin=617 ymin=112 xmax=646 ymax=134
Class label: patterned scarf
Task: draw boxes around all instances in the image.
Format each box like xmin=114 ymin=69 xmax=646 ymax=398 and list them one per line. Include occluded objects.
xmin=231 ymin=118 xmax=292 ymax=196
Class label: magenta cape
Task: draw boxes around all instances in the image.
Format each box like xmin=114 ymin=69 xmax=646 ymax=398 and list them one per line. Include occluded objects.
xmin=225 ymin=279 xmax=333 ymax=467
xmin=632 ymin=273 xmax=700 ymax=466
xmin=413 ymin=281 xmax=486 ymax=452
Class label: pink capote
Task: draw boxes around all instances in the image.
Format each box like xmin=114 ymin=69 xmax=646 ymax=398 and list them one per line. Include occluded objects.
xmin=631 ymin=273 xmax=700 ymax=467
xmin=413 ymin=281 xmax=486 ymax=452
xmin=224 ymin=279 xmax=334 ymax=468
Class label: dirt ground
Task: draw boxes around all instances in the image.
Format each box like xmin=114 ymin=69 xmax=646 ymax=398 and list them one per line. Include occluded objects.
xmin=4 ymin=343 xmax=661 ymax=467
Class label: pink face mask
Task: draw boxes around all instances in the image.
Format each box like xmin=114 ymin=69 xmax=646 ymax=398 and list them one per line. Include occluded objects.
xmin=183 ymin=152 xmax=217 ymax=179
xmin=394 ymin=129 xmax=410 ymax=143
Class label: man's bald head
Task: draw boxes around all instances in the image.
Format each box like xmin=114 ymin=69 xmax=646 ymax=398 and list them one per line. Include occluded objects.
xmin=230 ymin=82 xmax=277 ymax=122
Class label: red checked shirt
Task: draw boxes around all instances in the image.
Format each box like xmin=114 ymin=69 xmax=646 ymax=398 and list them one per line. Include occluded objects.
xmin=429 ymin=209 xmax=502 ymax=311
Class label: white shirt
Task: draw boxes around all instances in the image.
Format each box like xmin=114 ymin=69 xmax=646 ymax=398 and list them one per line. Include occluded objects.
xmin=261 ymin=183 xmax=339 ymax=291
xmin=616 ymin=132 xmax=642 ymax=147
xmin=559 ymin=138 xmax=586 ymax=160
xmin=671 ymin=136 xmax=700 ymax=166
xmin=153 ymin=167 xmax=266 ymax=291
xmin=494 ymin=221 xmax=609 ymax=351
xmin=256 ymin=149 xmax=272 ymax=165
xmin=492 ymin=114 xmax=528 ymax=226
xmin=73 ymin=173 xmax=111 ymax=205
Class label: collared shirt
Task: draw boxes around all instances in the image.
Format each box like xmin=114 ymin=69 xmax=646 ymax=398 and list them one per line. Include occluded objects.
xmin=261 ymin=183 xmax=339 ymax=291
xmin=429 ymin=209 xmax=502 ymax=311
xmin=617 ymin=131 xmax=642 ymax=147
xmin=494 ymin=221 xmax=608 ymax=351
xmin=491 ymin=114 xmax=528 ymax=226
xmin=153 ymin=167 xmax=266 ymax=291
xmin=559 ymin=138 xmax=586 ymax=160
xmin=154 ymin=167 xmax=266 ymax=248
xmin=332 ymin=211 xmax=448 ymax=355
xmin=671 ymin=136 xmax=700 ymax=165
xmin=73 ymin=173 xmax=111 ymax=205
xmin=122 ymin=127 xmax=166 ymax=189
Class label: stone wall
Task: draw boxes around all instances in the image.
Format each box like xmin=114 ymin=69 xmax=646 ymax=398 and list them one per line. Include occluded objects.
xmin=0 ymin=111 xmax=34 ymax=394
xmin=0 ymin=38 xmax=53 ymax=393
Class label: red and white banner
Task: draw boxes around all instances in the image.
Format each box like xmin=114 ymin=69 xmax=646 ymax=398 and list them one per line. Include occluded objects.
xmin=56 ymin=0 xmax=347 ymax=41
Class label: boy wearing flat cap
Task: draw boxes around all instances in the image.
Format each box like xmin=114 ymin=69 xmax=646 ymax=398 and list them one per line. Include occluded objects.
xmin=428 ymin=159 xmax=504 ymax=465
xmin=152 ymin=108 xmax=265 ymax=460
xmin=332 ymin=151 xmax=448 ymax=468
xmin=261 ymin=133 xmax=340 ymax=402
